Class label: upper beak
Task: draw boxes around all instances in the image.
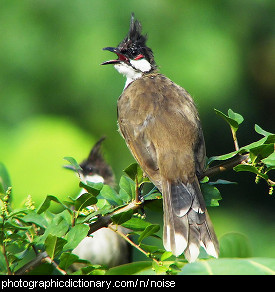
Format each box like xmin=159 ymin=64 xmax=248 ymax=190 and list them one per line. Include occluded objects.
xmin=101 ymin=47 xmax=128 ymax=65
xmin=63 ymin=164 xmax=77 ymax=172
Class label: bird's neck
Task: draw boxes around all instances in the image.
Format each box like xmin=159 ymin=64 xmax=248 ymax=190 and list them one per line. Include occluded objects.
xmin=114 ymin=63 xmax=143 ymax=89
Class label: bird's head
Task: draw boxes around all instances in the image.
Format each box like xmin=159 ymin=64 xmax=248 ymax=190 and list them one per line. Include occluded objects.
xmin=64 ymin=137 xmax=115 ymax=186
xmin=101 ymin=14 xmax=156 ymax=81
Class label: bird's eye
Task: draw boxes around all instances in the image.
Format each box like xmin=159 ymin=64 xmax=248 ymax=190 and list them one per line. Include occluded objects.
xmin=84 ymin=166 xmax=95 ymax=174
xmin=134 ymin=54 xmax=144 ymax=60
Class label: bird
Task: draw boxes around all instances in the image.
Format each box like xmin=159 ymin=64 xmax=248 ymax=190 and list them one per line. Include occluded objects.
xmin=101 ymin=14 xmax=219 ymax=262
xmin=65 ymin=137 xmax=131 ymax=268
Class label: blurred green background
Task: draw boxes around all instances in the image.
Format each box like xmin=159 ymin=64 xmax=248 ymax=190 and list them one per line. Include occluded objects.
xmin=0 ymin=0 xmax=274 ymax=259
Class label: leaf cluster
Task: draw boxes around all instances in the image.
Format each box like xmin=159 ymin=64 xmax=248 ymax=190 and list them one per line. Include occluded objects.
xmin=207 ymin=109 xmax=274 ymax=194
xmin=0 ymin=109 xmax=274 ymax=275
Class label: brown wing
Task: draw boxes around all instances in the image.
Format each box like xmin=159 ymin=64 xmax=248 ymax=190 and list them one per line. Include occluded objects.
xmin=117 ymin=73 xmax=219 ymax=261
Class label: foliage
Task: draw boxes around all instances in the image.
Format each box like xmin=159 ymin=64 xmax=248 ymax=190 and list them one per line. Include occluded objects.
xmin=208 ymin=109 xmax=275 ymax=193
xmin=0 ymin=110 xmax=274 ymax=275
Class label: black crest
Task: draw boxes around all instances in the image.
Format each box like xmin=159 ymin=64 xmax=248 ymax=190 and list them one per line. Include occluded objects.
xmin=80 ymin=137 xmax=114 ymax=185
xmin=118 ymin=14 xmax=156 ymax=68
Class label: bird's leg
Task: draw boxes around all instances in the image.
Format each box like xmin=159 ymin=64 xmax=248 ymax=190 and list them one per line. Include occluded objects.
xmin=135 ymin=178 xmax=145 ymax=217
xmin=135 ymin=177 xmax=144 ymax=203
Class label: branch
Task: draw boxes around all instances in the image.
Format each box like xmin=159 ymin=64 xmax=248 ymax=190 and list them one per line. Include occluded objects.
xmin=89 ymin=154 xmax=250 ymax=235
xmin=15 ymin=251 xmax=67 ymax=275
xmin=88 ymin=200 xmax=142 ymax=236
xmin=199 ymin=154 xmax=249 ymax=180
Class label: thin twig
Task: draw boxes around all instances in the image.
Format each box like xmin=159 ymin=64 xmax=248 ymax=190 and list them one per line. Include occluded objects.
xmin=108 ymin=224 xmax=160 ymax=265
xmin=231 ymin=128 xmax=240 ymax=151
xmin=135 ymin=176 xmax=140 ymax=202
xmin=2 ymin=241 xmax=12 ymax=275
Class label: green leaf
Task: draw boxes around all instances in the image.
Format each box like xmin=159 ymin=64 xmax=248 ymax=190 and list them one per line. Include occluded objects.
xmin=99 ymin=185 xmax=123 ymax=206
xmin=79 ymin=265 xmax=107 ymax=275
xmin=27 ymin=262 xmax=55 ymax=275
xmin=228 ymin=109 xmax=244 ymax=126
xmin=122 ymin=217 xmax=152 ymax=232
xmin=124 ymin=163 xmax=143 ymax=182
xmin=36 ymin=211 xmax=71 ymax=244
xmin=63 ymin=224 xmax=89 ymax=251
xmin=214 ymin=109 xmax=240 ymax=133
xmin=37 ymin=195 xmax=69 ymax=214
xmin=0 ymin=163 xmax=12 ymax=195
xmin=59 ymin=252 xmax=82 ymax=270
xmin=152 ymin=260 xmax=170 ymax=274
xmin=234 ymin=164 xmax=268 ymax=180
xmin=123 ymin=163 xmax=151 ymax=187
xmin=119 ymin=175 xmax=135 ymax=202
xmin=161 ymin=251 xmax=173 ymax=261
xmin=262 ymin=152 xmax=275 ymax=167
xmin=201 ymin=183 xmax=222 ymax=207
xmin=138 ymin=224 xmax=160 ymax=244
xmin=255 ymin=124 xmax=273 ymax=137
xmin=45 ymin=234 xmax=67 ymax=259
xmin=248 ymin=144 xmax=274 ymax=164
xmin=63 ymin=156 xmax=83 ymax=173
xmin=73 ymin=192 xmax=97 ymax=211
xmin=139 ymin=243 xmax=163 ymax=254
xmin=111 ymin=209 xmax=133 ymax=225
xmin=206 ymin=151 xmax=238 ymax=166
xmin=240 ymin=135 xmax=275 ymax=152
xmin=180 ymin=258 xmax=275 ymax=275
xmin=143 ymin=186 xmax=161 ymax=201
xmin=219 ymin=232 xmax=252 ymax=258
xmin=21 ymin=211 xmax=48 ymax=228
xmin=79 ymin=181 xmax=103 ymax=196
xmin=208 ymin=179 xmax=237 ymax=185
xmin=106 ymin=261 xmax=153 ymax=275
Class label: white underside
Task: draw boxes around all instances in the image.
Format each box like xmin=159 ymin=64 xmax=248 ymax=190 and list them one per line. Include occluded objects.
xmin=72 ymin=226 xmax=129 ymax=267
xmin=73 ymin=173 xmax=129 ymax=267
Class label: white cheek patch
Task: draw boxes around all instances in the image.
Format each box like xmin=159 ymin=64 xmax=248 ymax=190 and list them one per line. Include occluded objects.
xmin=114 ymin=59 xmax=151 ymax=89
xmin=130 ymin=59 xmax=151 ymax=72
xmin=114 ymin=63 xmax=140 ymax=79
xmin=85 ymin=174 xmax=105 ymax=184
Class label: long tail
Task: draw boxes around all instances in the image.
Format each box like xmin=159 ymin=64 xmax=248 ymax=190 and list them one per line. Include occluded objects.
xmin=162 ymin=179 xmax=219 ymax=262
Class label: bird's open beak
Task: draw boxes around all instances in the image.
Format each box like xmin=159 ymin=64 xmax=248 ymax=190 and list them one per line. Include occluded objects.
xmin=101 ymin=47 xmax=129 ymax=65
xmin=63 ymin=164 xmax=77 ymax=172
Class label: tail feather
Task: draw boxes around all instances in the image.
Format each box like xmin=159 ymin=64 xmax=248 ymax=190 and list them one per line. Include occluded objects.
xmin=199 ymin=211 xmax=219 ymax=258
xmin=184 ymin=225 xmax=200 ymax=262
xmin=162 ymin=179 xmax=219 ymax=262
xmin=163 ymin=182 xmax=188 ymax=256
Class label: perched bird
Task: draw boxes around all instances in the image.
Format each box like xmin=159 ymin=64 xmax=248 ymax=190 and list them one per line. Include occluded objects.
xmin=102 ymin=14 xmax=219 ymax=262
xmin=78 ymin=137 xmax=115 ymax=186
xmin=66 ymin=137 xmax=131 ymax=268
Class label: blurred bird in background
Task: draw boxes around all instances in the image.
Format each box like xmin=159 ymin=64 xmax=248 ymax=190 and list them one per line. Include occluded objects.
xmin=65 ymin=137 xmax=131 ymax=268
xmin=102 ymin=14 xmax=219 ymax=262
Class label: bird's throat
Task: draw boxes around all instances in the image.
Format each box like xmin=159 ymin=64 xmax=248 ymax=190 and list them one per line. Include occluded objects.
xmin=114 ymin=63 xmax=142 ymax=89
